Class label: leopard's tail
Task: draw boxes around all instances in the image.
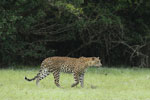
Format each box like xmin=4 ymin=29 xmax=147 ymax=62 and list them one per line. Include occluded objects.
xmin=25 ymin=76 xmax=38 ymax=81
xmin=25 ymin=69 xmax=42 ymax=81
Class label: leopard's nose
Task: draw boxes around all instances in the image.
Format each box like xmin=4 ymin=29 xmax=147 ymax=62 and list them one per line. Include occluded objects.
xmin=99 ymin=63 xmax=102 ymax=67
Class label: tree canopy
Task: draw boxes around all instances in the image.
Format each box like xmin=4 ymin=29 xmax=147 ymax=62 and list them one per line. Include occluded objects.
xmin=0 ymin=0 xmax=150 ymax=67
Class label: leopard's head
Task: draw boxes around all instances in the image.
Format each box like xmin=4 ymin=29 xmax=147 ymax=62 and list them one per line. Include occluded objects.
xmin=80 ymin=57 xmax=102 ymax=67
xmin=89 ymin=57 xmax=102 ymax=67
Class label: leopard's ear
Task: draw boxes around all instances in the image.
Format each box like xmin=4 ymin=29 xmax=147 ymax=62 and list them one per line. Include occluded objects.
xmin=80 ymin=56 xmax=84 ymax=58
xmin=92 ymin=57 xmax=95 ymax=60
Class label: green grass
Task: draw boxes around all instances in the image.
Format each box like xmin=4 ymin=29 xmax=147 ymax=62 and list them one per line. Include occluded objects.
xmin=0 ymin=67 xmax=150 ymax=100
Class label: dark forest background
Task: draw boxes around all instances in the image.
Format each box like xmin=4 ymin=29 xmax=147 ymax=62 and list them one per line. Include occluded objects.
xmin=0 ymin=0 xmax=150 ymax=67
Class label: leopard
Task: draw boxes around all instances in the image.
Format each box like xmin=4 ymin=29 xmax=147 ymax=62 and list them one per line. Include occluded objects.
xmin=25 ymin=56 xmax=102 ymax=88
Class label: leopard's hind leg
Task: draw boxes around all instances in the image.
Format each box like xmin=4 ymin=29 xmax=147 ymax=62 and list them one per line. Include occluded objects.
xmin=71 ymin=72 xmax=79 ymax=87
xmin=52 ymin=70 xmax=61 ymax=87
xmin=36 ymin=68 xmax=50 ymax=85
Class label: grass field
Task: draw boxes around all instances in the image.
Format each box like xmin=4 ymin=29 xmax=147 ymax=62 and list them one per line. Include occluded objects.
xmin=0 ymin=67 xmax=150 ymax=100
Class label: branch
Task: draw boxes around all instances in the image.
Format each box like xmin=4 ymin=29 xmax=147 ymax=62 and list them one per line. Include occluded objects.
xmin=66 ymin=42 xmax=91 ymax=56
xmin=112 ymin=41 xmax=148 ymax=67
xmin=30 ymin=23 xmax=74 ymax=35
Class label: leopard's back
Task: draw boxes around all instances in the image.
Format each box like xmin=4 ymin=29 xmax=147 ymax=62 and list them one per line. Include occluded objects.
xmin=41 ymin=57 xmax=78 ymax=73
xmin=41 ymin=56 xmax=101 ymax=73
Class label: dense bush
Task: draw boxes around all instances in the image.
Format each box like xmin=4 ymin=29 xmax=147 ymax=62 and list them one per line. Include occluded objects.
xmin=0 ymin=0 xmax=150 ymax=67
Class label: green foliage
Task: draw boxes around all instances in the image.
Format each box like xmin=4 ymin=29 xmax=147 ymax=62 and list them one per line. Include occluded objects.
xmin=53 ymin=1 xmax=83 ymax=17
xmin=54 ymin=0 xmax=84 ymax=6
xmin=0 ymin=0 xmax=150 ymax=67
xmin=0 ymin=0 xmax=54 ymax=65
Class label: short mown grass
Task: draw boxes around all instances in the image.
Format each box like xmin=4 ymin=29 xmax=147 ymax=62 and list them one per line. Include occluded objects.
xmin=0 ymin=67 xmax=150 ymax=100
